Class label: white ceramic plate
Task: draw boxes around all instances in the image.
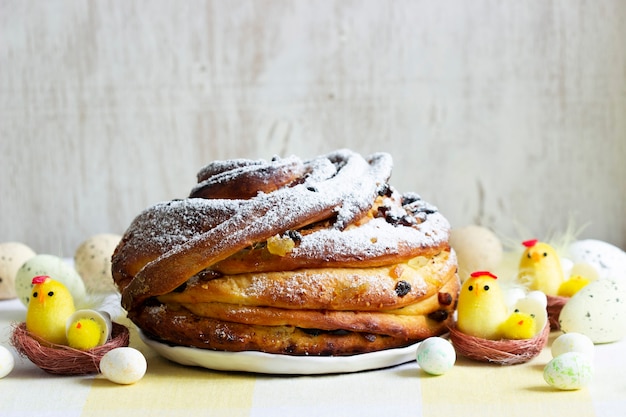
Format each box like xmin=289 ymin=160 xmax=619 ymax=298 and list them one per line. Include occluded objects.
xmin=140 ymin=331 xmax=419 ymax=375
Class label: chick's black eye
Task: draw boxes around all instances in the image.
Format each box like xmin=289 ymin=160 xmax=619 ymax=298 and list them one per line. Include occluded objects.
xmin=483 ymin=285 xmax=490 ymax=291
xmin=527 ymin=253 xmax=531 ymax=259
xmin=32 ymin=292 xmax=38 ymax=298
xmin=47 ymin=291 xmax=54 ymax=297
xmin=543 ymin=252 xmax=548 ymax=257
xmin=467 ymin=285 xmax=473 ymax=291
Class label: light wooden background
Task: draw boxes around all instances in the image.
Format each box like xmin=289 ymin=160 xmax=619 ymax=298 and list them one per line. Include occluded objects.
xmin=1 ymin=0 xmax=625 ymax=256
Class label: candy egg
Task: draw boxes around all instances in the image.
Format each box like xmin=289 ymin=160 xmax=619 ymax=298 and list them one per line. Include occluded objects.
xmin=559 ymin=279 xmax=626 ymax=343
xmin=74 ymin=234 xmax=121 ymax=293
xmin=543 ymin=352 xmax=593 ymax=390
xmin=0 ymin=242 xmax=36 ymax=300
xmin=15 ymin=254 xmax=86 ymax=307
xmin=551 ymin=333 xmax=594 ymax=360
xmin=568 ymin=239 xmax=626 ymax=280
xmin=449 ymin=225 xmax=503 ymax=282
xmin=100 ymin=347 xmax=147 ymax=385
xmin=416 ymin=337 xmax=456 ymax=375
xmin=0 ymin=345 xmax=15 ymax=378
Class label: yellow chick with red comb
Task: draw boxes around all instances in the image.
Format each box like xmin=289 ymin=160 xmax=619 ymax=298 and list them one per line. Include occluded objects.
xmin=518 ymin=239 xmax=591 ymax=297
xmin=456 ymin=271 xmax=509 ymax=340
xmin=26 ymin=276 xmax=76 ymax=345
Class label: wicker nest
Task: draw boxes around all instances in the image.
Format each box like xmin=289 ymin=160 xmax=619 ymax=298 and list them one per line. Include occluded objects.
xmin=449 ymin=322 xmax=550 ymax=365
xmin=11 ymin=322 xmax=130 ymax=375
xmin=546 ymin=294 xmax=568 ymax=330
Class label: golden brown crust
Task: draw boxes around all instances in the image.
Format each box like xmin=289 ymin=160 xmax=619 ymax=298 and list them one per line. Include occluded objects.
xmin=112 ymin=149 xmax=458 ymax=356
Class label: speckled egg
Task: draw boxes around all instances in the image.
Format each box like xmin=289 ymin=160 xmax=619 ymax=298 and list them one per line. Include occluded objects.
xmin=568 ymin=240 xmax=626 ymax=280
xmin=559 ymin=279 xmax=626 ymax=343
xmin=15 ymin=254 xmax=87 ymax=307
xmin=449 ymin=225 xmax=503 ymax=281
xmin=74 ymin=234 xmax=121 ymax=293
xmin=543 ymin=352 xmax=593 ymax=390
xmin=100 ymin=347 xmax=147 ymax=385
xmin=551 ymin=333 xmax=595 ymax=360
xmin=0 ymin=242 xmax=36 ymax=300
xmin=416 ymin=337 xmax=456 ymax=375
xmin=0 ymin=345 xmax=15 ymax=378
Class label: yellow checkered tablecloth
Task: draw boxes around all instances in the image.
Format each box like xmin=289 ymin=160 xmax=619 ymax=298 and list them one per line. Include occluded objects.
xmin=1 ymin=298 xmax=624 ymax=417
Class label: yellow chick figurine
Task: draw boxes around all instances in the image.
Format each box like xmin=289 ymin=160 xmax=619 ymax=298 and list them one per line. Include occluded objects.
xmin=499 ymin=310 xmax=536 ymax=340
xmin=518 ymin=239 xmax=564 ymax=296
xmin=26 ymin=275 xmax=76 ymax=345
xmin=456 ymin=271 xmax=509 ymax=340
xmin=557 ymin=275 xmax=591 ymax=298
xmin=65 ymin=309 xmax=112 ymax=350
xmin=66 ymin=318 xmax=103 ymax=350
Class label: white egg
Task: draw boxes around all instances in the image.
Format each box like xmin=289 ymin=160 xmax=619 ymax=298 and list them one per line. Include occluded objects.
xmin=559 ymin=279 xmax=626 ymax=343
xmin=568 ymin=240 xmax=626 ymax=280
xmin=416 ymin=337 xmax=456 ymax=375
xmin=544 ymin=352 xmax=593 ymax=390
xmin=0 ymin=345 xmax=15 ymax=378
xmin=15 ymin=254 xmax=86 ymax=307
xmin=100 ymin=347 xmax=147 ymax=385
xmin=552 ymin=333 xmax=595 ymax=360
xmin=0 ymin=242 xmax=36 ymax=300
xmin=74 ymin=234 xmax=121 ymax=293
xmin=449 ymin=225 xmax=503 ymax=281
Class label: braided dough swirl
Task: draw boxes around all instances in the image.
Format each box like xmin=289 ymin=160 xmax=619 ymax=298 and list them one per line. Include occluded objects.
xmin=112 ymin=149 xmax=459 ymax=356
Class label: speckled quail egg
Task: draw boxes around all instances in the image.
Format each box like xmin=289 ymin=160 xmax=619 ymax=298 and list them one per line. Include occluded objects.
xmin=559 ymin=278 xmax=626 ymax=343
xmin=15 ymin=254 xmax=86 ymax=307
xmin=0 ymin=242 xmax=36 ymax=300
xmin=74 ymin=234 xmax=121 ymax=293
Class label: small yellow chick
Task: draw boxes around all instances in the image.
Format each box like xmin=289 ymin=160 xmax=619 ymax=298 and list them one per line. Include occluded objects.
xmin=26 ymin=275 xmax=76 ymax=345
xmin=557 ymin=275 xmax=591 ymax=297
xmin=456 ymin=271 xmax=509 ymax=340
xmin=65 ymin=309 xmax=112 ymax=350
xmin=499 ymin=310 xmax=537 ymax=340
xmin=518 ymin=239 xmax=564 ymax=296
xmin=66 ymin=318 xmax=103 ymax=350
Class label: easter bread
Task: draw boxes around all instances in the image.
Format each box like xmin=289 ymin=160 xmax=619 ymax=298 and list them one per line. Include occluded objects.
xmin=111 ymin=149 xmax=459 ymax=355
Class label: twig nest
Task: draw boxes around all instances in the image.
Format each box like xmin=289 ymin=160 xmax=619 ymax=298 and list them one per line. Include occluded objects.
xmin=546 ymin=294 xmax=568 ymax=330
xmin=449 ymin=322 xmax=550 ymax=365
xmin=10 ymin=322 xmax=129 ymax=375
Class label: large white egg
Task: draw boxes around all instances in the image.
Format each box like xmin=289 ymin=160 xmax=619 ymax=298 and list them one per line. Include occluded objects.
xmin=568 ymin=240 xmax=626 ymax=280
xmin=100 ymin=347 xmax=147 ymax=385
xmin=449 ymin=225 xmax=503 ymax=281
xmin=74 ymin=234 xmax=121 ymax=293
xmin=559 ymin=279 xmax=626 ymax=343
xmin=544 ymin=352 xmax=593 ymax=390
xmin=0 ymin=242 xmax=36 ymax=300
xmin=15 ymin=254 xmax=86 ymax=307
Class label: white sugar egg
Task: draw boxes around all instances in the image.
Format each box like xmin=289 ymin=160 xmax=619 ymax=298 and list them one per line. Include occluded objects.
xmin=416 ymin=337 xmax=456 ymax=375
xmin=0 ymin=242 xmax=36 ymax=300
xmin=559 ymin=279 xmax=626 ymax=343
xmin=568 ymin=240 xmax=626 ymax=280
xmin=15 ymin=254 xmax=86 ymax=307
xmin=100 ymin=347 xmax=147 ymax=385
xmin=0 ymin=345 xmax=15 ymax=378
xmin=544 ymin=352 xmax=593 ymax=390
xmin=74 ymin=234 xmax=121 ymax=293
xmin=552 ymin=333 xmax=594 ymax=360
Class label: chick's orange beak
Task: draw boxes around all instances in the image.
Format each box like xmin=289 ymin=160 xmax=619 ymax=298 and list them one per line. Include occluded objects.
xmin=530 ymin=251 xmax=542 ymax=262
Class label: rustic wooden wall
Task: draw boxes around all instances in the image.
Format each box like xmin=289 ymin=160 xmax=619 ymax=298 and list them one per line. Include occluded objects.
xmin=1 ymin=0 xmax=625 ymax=256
